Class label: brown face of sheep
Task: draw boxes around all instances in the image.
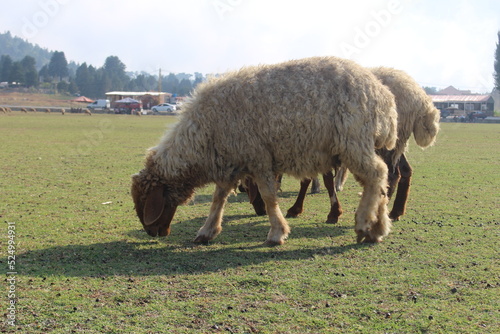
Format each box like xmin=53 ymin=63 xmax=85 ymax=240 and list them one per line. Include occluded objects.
xmin=131 ymin=174 xmax=178 ymax=237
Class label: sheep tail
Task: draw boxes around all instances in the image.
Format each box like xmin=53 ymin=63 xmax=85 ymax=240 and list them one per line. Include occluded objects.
xmin=412 ymin=106 xmax=440 ymax=148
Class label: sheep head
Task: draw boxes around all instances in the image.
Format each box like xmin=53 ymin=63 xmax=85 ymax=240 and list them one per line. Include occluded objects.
xmin=131 ymin=170 xmax=178 ymax=237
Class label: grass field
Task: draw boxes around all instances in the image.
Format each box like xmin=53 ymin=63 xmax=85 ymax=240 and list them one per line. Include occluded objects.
xmin=1 ymin=112 xmax=499 ymax=333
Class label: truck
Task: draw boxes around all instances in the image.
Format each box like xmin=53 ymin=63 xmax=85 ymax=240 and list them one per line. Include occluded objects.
xmin=87 ymin=99 xmax=110 ymax=110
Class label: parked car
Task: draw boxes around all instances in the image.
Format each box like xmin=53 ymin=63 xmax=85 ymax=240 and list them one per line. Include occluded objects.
xmin=469 ymin=111 xmax=487 ymax=119
xmin=113 ymin=99 xmax=143 ymax=114
xmin=152 ymin=103 xmax=177 ymax=114
xmin=87 ymin=99 xmax=110 ymax=110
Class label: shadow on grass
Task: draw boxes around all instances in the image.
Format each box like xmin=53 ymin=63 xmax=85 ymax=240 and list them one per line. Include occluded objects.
xmin=190 ymin=189 xmax=320 ymax=205
xmin=16 ymin=215 xmax=362 ymax=278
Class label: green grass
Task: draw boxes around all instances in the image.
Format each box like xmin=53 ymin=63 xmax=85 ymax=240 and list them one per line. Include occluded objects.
xmin=1 ymin=113 xmax=499 ymax=333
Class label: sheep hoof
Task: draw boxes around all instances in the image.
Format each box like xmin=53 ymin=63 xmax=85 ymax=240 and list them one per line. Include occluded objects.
xmin=325 ymin=216 xmax=339 ymax=224
xmin=356 ymin=230 xmax=383 ymax=244
xmin=193 ymin=235 xmax=212 ymax=244
xmin=263 ymin=239 xmax=285 ymax=247
xmin=389 ymin=212 xmax=402 ymax=221
xmin=285 ymin=209 xmax=301 ymax=218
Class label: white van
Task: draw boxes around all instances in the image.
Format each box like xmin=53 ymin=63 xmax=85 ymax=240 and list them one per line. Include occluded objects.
xmin=87 ymin=99 xmax=110 ymax=110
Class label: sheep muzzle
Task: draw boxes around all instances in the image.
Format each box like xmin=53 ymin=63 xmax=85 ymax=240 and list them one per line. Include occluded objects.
xmin=131 ymin=175 xmax=177 ymax=237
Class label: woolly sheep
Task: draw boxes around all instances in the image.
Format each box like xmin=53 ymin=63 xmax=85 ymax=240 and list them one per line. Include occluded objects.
xmin=284 ymin=67 xmax=440 ymax=223
xmin=84 ymin=109 xmax=92 ymax=116
xmin=131 ymin=56 xmax=398 ymax=245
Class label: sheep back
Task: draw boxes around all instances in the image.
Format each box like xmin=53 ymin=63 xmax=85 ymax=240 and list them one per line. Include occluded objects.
xmin=370 ymin=67 xmax=440 ymax=155
xmin=153 ymin=57 xmax=397 ymax=184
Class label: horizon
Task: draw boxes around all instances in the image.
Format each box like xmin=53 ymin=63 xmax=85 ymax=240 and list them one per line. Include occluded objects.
xmin=0 ymin=0 xmax=499 ymax=94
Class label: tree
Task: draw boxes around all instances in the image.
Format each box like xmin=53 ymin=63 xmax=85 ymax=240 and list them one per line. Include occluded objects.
xmin=193 ymin=72 xmax=204 ymax=89
xmin=177 ymin=78 xmax=193 ymax=96
xmin=9 ymin=62 xmax=24 ymax=84
xmin=163 ymin=73 xmax=179 ymax=94
xmin=48 ymin=51 xmax=68 ymax=81
xmin=494 ymin=31 xmax=500 ymax=90
xmin=21 ymin=56 xmax=38 ymax=87
xmin=38 ymin=64 xmax=50 ymax=83
xmin=103 ymin=55 xmax=129 ymax=91
xmin=0 ymin=55 xmax=13 ymax=82
xmin=423 ymin=86 xmax=437 ymax=95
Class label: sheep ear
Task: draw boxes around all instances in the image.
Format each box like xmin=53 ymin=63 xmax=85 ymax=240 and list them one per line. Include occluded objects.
xmin=143 ymin=186 xmax=165 ymax=226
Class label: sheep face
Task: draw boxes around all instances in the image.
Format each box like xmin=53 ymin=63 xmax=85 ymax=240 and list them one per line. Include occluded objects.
xmin=131 ymin=172 xmax=178 ymax=237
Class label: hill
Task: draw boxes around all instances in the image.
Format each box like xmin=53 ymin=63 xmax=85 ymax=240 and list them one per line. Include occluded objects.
xmin=0 ymin=31 xmax=53 ymax=70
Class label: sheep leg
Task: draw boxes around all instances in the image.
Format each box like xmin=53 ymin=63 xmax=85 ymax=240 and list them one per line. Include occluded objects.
xmin=286 ymin=178 xmax=312 ymax=218
xmin=389 ymin=154 xmax=412 ymax=221
xmin=194 ymin=184 xmax=232 ymax=243
xmin=311 ymin=178 xmax=321 ymax=194
xmin=244 ymin=177 xmax=267 ymax=216
xmin=255 ymin=176 xmax=290 ymax=246
xmin=323 ymin=171 xmax=343 ymax=224
xmin=349 ymin=154 xmax=392 ymax=243
xmin=335 ymin=166 xmax=349 ymax=192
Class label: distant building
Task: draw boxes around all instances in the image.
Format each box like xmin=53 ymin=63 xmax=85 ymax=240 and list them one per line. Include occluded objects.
xmin=430 ymin=94 xmax=494 ymax=116
xmin=105 ymin=91 xmax=172 ymax=109
xmin=430 ymin=85 xmax=495 ymax=117
xmin=436 ymin=85 xmax=472 ymax=95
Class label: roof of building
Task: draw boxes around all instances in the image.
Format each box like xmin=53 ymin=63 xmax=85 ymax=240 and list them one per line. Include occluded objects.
xmin=105 ymin=91 xmax=171 ymax=96
xmin=437 ymin=85 xmax=472 ymax=95
xmin=430 ymin=95 xmax=493 ymax=103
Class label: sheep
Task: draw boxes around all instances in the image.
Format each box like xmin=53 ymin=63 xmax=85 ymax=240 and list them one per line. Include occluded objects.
xmin=20 ymin=108 xmax=28 ymax=113
xmin=131 ymin=56 xmax=398 ymax=245
xmin=84 ymin=109 xmax=92 ymax=116
xmin=0 ymin=107 xmax=5 ymax=113
xmin=280 ymin=67 xmax=440 ymax=223
xmin=60 ymin=108 xmax=66 ymax=115
xmin=45 ymin=108 xmax=51 ymax=113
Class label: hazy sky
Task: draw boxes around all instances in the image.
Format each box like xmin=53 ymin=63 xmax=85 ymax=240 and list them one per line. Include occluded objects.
xmin=1 ymin=0 xmax=499 ymax=92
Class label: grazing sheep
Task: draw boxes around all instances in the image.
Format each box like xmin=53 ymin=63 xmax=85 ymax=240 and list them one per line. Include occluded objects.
xmin=60 ymin=108 xmax=66 ymax=115
xmin=45 ymin=108 xmax=51 ymax=113
xmin=5 ymin=107 xmax=12 ymax=112
xmin=20 ymin=108 xmax=28 ymax=113
xmin=0 ymin=107 xmax=5 ymax=113
xmin=84 ymin=109 xmax=92 ymax=116
xmin=131 ymin=57 xmax=398 ymax=245
xmin=283 ymin=67 xmax=440 ymax=223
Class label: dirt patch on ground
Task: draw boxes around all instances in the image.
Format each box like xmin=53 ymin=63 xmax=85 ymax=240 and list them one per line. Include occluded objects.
xmin=0 ymin=91 xmax=77 ymax=108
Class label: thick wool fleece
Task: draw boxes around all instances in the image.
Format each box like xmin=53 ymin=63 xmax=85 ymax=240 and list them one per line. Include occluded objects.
xmin=370 ymin=67 xmax=440 ymax=164
xmin=152 ymin=57 xmax=397 ymax=185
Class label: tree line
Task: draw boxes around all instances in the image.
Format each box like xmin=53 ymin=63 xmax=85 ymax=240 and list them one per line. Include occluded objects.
xmin=0 ymin=50 xmax=204 ymax=98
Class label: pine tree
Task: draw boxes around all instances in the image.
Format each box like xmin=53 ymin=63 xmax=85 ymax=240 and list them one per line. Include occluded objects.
xmin=48 ymin=51 xmax=69 ymax=81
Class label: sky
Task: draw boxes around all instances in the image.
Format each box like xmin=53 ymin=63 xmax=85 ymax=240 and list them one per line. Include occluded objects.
xmin=1 ymin=0 xmax=499 ymax=93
